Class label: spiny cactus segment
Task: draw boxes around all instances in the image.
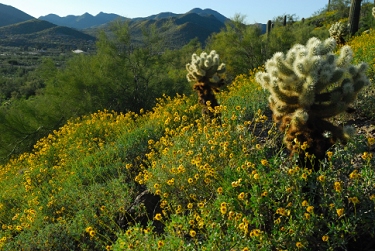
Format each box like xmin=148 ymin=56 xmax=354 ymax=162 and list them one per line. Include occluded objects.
xmin=186 ymin=50 xmax=226 ymax=84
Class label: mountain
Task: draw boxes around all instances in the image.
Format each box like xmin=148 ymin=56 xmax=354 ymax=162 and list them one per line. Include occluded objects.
xmin=187 ymin=8 xmax=228 ymax=23
xmin=39 ymin=8 xmax=228 ymax=30
xmin=115 ymin=11 xmax=225 ymax=49
xmin=0 ymin=3 xmax=34 ymax=27
xmin=39 ymin=12 xmax=126 ymax=29
xmin=0 ymin=19 xmax=95 ymax=49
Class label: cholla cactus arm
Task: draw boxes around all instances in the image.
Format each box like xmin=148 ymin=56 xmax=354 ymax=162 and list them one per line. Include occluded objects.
xmin=186 ymin=50 xmax=226 ymax=83
xmin=372 ymin=7 xmax=375 ymax=18
xmin=329 ymin=22 xmax=348 ymax=45
xmin=256 ymin=37 xmax=370 ymax=162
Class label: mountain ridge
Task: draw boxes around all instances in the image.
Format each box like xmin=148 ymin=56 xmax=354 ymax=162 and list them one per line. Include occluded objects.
xmin=39 ymin=8 xmax=229 ymax=30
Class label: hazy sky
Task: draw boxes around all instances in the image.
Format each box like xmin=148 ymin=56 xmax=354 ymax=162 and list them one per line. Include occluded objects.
xmin=2 ymin=0 xmax=330 ymax=24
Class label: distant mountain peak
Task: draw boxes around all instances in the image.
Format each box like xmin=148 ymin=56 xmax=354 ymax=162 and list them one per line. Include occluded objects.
xmin=187 ymin=8 xmax=228 ymax=23
xmin=82 ymin=12 xmax=93 ymax=17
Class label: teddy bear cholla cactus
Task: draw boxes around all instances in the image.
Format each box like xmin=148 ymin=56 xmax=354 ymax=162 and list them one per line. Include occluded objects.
xmin=329 ymin=21 xmax=348 ymax=45
xmin=256 ymin=37 xmax=370 ymax=162
xmin=186 ymin=50 xmax=226 ymax=119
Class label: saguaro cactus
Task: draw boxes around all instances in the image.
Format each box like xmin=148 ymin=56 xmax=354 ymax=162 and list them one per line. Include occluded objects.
xmin=186 ymin=50 xmax=226 ymax=119
xmin=348 ymin=0 xmax=362 ymax=36
xmin=266 ymin=20 xmax=272 ymax=38
xmin=256 ymin=37 xmax=370 ymax=163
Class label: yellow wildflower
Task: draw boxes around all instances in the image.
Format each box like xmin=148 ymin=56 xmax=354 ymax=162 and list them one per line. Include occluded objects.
xmin=300 ymin=141 xmax=309 ymax=151
xmin=322 ymin=235 xmax=329 ymax=242
xmin=217 ymin=187 xmax=223 ymax=194
xmin=276 ymin=208 xmax=289 ymax=216
xmin=296 ymin=242 xmax=303 ymax=248
xmin=348 ymin=197 xmax=360 ymax=205
xmin=261 ymin=159 xmax=268 ymax=166
xmin=274 ymin=218 xmax=281 ymax=224
xmin=336 ymin=208 xmax=344 ymax=217
xmin=238 ymin=192 xmax=245 ymax=200
xmin=317 ymin=175 xmax=325 ymax=182
xmin=89 ymin=230 xmax=96 ymax=237
xmin=157 ymin=240 xmax=164 ymax=248
xmin=85 ymin=226 xmax=93 ymax=233
xmin=189 ymin=229 xmax=196 ymax=238
xmin=154 ymin=213 xmax=162 ymax=221
xmin=166 ymin=178 xmax=174 ymax=186
xmin=349 ymin=170 xmax=360 ymax=179
xmin=368 ymin=137 xmax=375 ymax=146
xmin=249 ymin=229 xmax=262 ymax=237
xmin=362 ymin=151 xmax=373 ymax=160
xmin=334 ymin=181 xmax=342 ymax=192
xmin=326 ymin=151 xmax=333 ymax=159
xmin=306 ymin=206 xmax=314 ymax=213
xmin=220 ymin=202 xmax=227 ymax=215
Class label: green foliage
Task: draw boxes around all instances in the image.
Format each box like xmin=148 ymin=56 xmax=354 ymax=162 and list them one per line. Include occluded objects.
xmin=206 ymin=15 xmax=265 ymax=80
xmin=0 ymin=21 xmax=193 ymax=162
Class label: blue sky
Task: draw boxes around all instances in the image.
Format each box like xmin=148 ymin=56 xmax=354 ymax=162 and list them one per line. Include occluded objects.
xmin=2 ymin=0 xmax=329 ymax=24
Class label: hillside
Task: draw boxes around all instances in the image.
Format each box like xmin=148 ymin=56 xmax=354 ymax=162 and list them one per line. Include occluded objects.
xmin=0 ymin=3 xmax=34 ymax=27
xmin=1 ymin=2 xmax=375 ymax=250
xmin=0 ymin=27 xmax=375 ymax=250
xmin=0 ymin=19 xmax=95 ymax=49
xmin=126 ymin=12 xmax=226 ymax=47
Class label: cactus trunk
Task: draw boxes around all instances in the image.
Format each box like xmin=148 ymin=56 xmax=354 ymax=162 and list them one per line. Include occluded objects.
xmin=349 ymin=0 xmax=362 ymax=36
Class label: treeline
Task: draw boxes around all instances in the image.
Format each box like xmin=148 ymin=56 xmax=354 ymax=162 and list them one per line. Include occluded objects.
xmin=0 ymin=0 xmax=373 ymax=162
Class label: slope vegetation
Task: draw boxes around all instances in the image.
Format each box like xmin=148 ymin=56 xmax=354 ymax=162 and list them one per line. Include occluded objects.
xmin=1 ymin=28 xmax=375 ymax=250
